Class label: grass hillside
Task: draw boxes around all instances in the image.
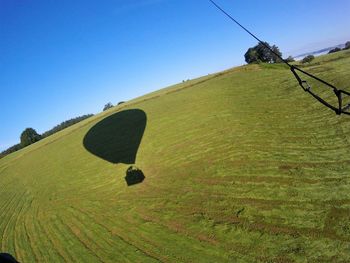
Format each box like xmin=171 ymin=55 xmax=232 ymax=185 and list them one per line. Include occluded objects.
xmin=1 ymin=50 xmax=350 ymax=262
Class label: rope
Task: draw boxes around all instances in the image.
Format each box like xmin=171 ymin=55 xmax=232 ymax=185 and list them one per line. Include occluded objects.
xmin=209 ymin=0 xmax=349 ymax=115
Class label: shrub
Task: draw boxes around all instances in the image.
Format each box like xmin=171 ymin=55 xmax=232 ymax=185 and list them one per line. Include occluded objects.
xmin=344 ymin=41 xmax=350 ymax=50
xmin=20 ymin=128 xmax=41 ymax=147
xmin=302 ymin=55 xmax=315 ymax=64
xmin=285 ymin=56 xmax=295 ymax=62
xmin=244 ymin=42 xmax=282 ymax=64
xmin=103 ymin=102 xmax=114 ymax=111
xmin=328 ymin=47 xmax=341 ymax=54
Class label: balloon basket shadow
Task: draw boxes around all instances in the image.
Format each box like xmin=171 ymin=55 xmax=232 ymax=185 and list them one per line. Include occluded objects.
xmin=125 ymin=166 xmax=145 ymax=186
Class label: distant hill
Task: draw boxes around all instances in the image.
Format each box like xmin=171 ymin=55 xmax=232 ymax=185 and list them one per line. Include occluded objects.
xmin=295 ymin=43 xmax=345 ymax=59
xmin=1 ymin=50 xmax=350 ymax=262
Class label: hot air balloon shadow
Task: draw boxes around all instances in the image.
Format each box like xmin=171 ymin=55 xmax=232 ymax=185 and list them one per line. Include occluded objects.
xmin=83 ymin=109 xmax=147 ymax=186
xmin=125 ymin=166 xmax=145 ymax=186
xmin=0 ymin=253 xmax=19 ymax=263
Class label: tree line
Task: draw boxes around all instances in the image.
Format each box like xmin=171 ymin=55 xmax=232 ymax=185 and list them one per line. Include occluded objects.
xmin=0 ymin=114 xmax=93 ymax=159
xmin=41 ymin=114 xmax=93 ymax=138
xmin=328 ymin=41 xmax=350 ymax=54
xmin=244 ymin=42 xmax=286 ymax=64
xmin=1 ymin=101 xmax=125 ymax=159
xmin=244 ymin=40 xmax=350 ymax=65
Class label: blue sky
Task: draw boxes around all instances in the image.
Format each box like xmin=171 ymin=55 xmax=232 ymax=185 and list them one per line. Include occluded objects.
xmin=1 ymin=0 xmax=350 ymax=151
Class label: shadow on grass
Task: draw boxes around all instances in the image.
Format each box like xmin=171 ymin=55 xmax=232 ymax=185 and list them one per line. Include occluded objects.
xmin=0 ymin=253 xmax=19 ymax=263
xmin=125 ymin=166 xmax=145 ymax=186
xmin=83 ymin=109 xmax=147 ymax=186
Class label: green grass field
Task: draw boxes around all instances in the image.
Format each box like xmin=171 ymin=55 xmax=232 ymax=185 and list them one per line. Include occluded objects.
xmin=1 ymin=50 xmax=350 ymax=262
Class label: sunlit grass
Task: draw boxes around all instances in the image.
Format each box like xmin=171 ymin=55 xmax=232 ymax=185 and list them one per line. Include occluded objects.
xmin=1 ymin=50 xmax=350 ymax=262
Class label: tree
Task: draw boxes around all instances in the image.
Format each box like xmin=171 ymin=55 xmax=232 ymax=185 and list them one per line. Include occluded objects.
xmin=103 ymin=102 xmax=114 ymax=111
xmin=255 ymin=42 xmax=272 ymax=62
xmin=244 ymin=47 xmax=259 ymax=64
xmin=344 ymin=41 xmax=350 ymax=50
xmin=0 ymin=143 xmax=22 ymax=159
xmin=271 ymin=45 xmax=282 ymax=63
xmin=244 ymin=42 xmax=282 ymax=64
xmin=41 ymin=114 xmax=93 ymax=139
xmin=20 ymin=128 xmax=41 ymax=147
xmin=302 ymin=55 xmax=315 ymax=64
xmin=285 ymin=56 xmax=295 ymax=63
xmin=328 ymin=47 xmax=341 ymax=54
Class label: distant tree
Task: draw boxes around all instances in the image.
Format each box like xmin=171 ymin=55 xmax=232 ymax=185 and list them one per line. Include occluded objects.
xmin=328 ymin=47 xmax=341 ymax=54
xmin=344 ymin=41 xmax=350 ymax=50
xmin=271 ymin=45 xmax=283 ymax=63
xmin=285 ymin=56 xmax=295 ymax=63
xmin=1 ymin=114 xmax=93 ymax=159
xmin=255 ymin=42 xmax=270 ymax=62
xmin=302 ymin=55 xmax=315 ymax=64
xmin=244 ymin=42 xmax=282 ymax=64
xmin=103 ymin=102 xmax=114 ymax=111
xmin=20 ymin=128 xmax=41 ymax=147
xmin=0 ymin=143 xmax=22 ymax=159
xmin=41 ymin=114 xmax=93 ymax=139
xmin=244 ymin=47 xmax=259 ymax=64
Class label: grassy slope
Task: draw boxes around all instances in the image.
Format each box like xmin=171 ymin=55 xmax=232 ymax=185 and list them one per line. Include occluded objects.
xmin=1 ymin=50 xmax=350 ymax=262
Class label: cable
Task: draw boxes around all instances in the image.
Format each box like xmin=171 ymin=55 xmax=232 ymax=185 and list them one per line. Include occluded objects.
xmin=209 ymin=0 xmax=349 ymax=115
xmin=209 ymin=0 xmax=291 ymax=67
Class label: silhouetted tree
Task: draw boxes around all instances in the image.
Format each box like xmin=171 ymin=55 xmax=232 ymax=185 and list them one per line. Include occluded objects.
xmin=41 ymin=114 xmax=93 ymax=138
xmin=0 ymin=144 xmax=22 ymax=159
xmin=20 ymin=128 xmax=41 ymax=147
xmin=103 ymin=102 xmax=114 ymax=111
xmin=245 ymin=42 xmax=282 ymax=64
xmin=285 ymin=56 xmax=295 ymax=62
xmin=344 ymin=41 xmax=350 ymax=50
xmin=244 ymin=47 xmax=259 ymax=64
xmin=271 ymin=45 xmax=282 ymax=63
xmin=1 ymin=114 xmax=93 ymax=158
xmin=302 ymin=55 xmax=315 ymax=64
xmin=328 ymin=47 xmax=341 ymax=54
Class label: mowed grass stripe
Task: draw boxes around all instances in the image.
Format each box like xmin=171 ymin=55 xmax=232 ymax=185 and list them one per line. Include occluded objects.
xmin=78 ymin=204 xmax=232 ymax=262
xmin=22 ymin=213 xmax=41 ymax=262
xmin=132 ymin=208 xmax=255 ymax=262
xmin=67 ymin=206 xmax=160 ymax=262
xmin=13 ymin=196 xmax=36 ymax=262
xmin=31 ymin=204 xmax=66 ymax=262
xmin=59 ymin=213 xmax=108 ymax=262
xmin=105 ymin=194 xmax=251 ymax=261
xmin=0 ymin=191 xmax=28 ymax=253
xmin=49 ymin=213 xmax=102 ymax=262
xmin=47 ymin=211 xmax=96 ymax=262
xmin=0 ymin=192 xmax=19 ymax=225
